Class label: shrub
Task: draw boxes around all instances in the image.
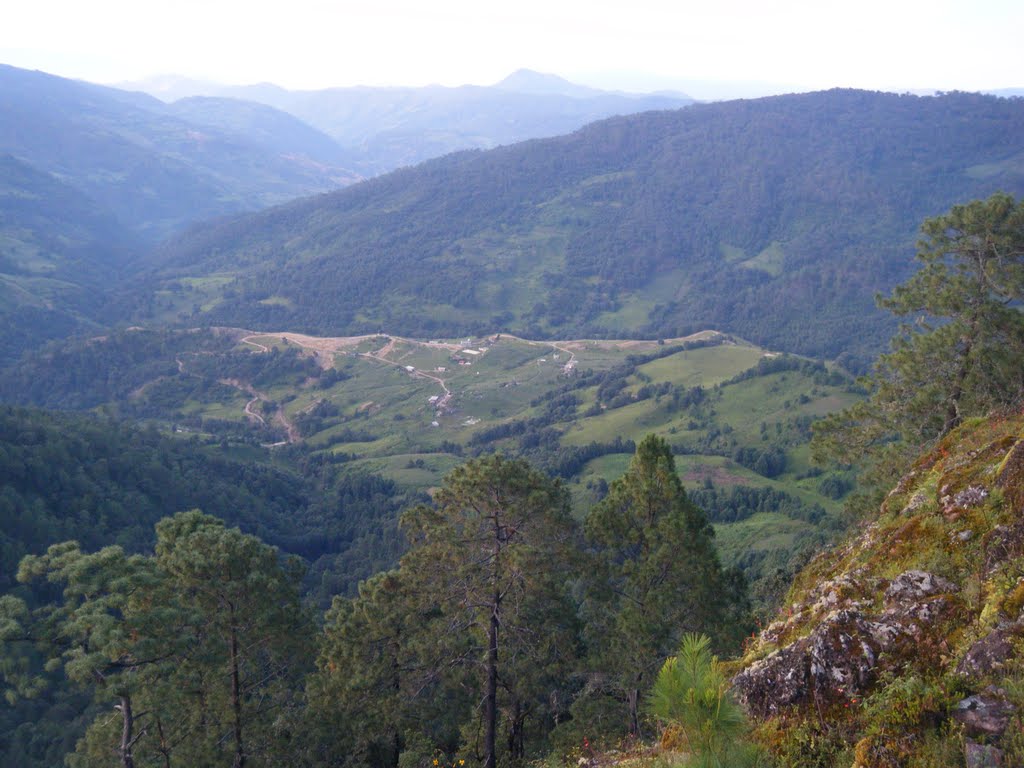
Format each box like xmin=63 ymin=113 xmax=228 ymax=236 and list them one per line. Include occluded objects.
xmin=647 ymin=634 xmax=762 ymax=768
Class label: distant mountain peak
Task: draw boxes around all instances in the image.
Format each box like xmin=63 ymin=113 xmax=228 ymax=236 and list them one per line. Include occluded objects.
xmin=112 ymin=74 xmax=222 ymax=102
xmin=494 ymin=69 xmax=602 ymax=98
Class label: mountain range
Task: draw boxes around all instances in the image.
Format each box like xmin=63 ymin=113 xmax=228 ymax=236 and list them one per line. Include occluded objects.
xmin=2 ymin=65 xmax=1023 ymax=370
xmin=119 ymin=68 xmax=696 ymax=175
xmin=0 ymin=64 xmax=691 ymax=361
xmin=0 ymin=64 xmax=357 ymax=242
xmin=134 ymin=88 xmax=1024 ymax=371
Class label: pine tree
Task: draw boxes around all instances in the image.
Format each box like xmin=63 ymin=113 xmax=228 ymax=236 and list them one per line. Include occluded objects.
xmin=9 ymin=542 xmax=182 ymax=768
xmin=306 ymin=569 xmax=457 ymax=768
xmin=154 ymin=511 xmax=312 ymax=768
xmin=399 ymin=455 xmax=579 ymax=768
xmin=581 ymin=434 xmax=739 ymax=738
xmin=3 ymin=511 xmax=312 ymax=768
xmin=813 ymin=193 xmax=1024 ymax=482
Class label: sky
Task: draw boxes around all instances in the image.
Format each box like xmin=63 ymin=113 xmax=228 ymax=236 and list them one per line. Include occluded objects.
xmin=2 ymin=0 xmax=1021 ymax=99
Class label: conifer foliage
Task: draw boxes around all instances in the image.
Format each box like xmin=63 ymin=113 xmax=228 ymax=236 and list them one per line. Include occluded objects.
xmin=400 ymin=455 xmax=579 ymax=768
xmin=580 ymin=435 xmax=742 ymax=738
xmin=3 ymin=445 xmax=747 ymax=767
xmin=647 ymin=633 xmax=749 ymax=768
xmin=813 ymin=193 xmax=1024 ymax=484
xmin=2 ymin=511 xmax=312 ymax=768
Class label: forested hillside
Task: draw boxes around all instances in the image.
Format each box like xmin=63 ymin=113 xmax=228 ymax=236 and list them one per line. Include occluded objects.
xmin=0 ymin=326 xmax=858 ymax=611
xmin=138 ymin=90 xmax=1024 ymax=370
xmin=0 ymin=64 xmax=356 ymax=241
xmin=0 ymin=405 xmax=420 ymax=602
xmin=0 ymin=155 xmax=136 ymax=363
xmin=0 ymin=437 xmax=752 ymax=768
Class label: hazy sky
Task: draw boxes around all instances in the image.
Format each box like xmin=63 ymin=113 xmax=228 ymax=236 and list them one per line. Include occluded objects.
xmin=2 ymin=0 xmax=1021 ymax=98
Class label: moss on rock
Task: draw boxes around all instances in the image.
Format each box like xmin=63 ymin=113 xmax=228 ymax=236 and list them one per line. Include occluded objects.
xmin=734 ymin=413 xmax=1024 ymax=766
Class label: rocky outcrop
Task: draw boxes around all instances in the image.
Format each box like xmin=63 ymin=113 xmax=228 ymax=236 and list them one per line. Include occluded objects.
xmin=964 ymin=740 xmax=1004 ymax=768
xmin=733 ymin=570 xmax=960 ymax=717
xmin=733 ymin=416 xmax=1024 ymax=765
xmin=883 ymin=570 xmax=957 ymax=603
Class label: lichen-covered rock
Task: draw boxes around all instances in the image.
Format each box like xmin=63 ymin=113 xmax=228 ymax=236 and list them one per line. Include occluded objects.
xmin=733 ymin=574 xmax=959 ymax=718
xmin=733 ymin=608 xmax=883 ymax=716
xmin=732 ymin=641 xmax=816 ymax=717
xmin=956 ymin=626 xmax=1022 ymax=680
xmin=805 ymin=571 xmax=875 ymax=617
xmin=878 ymin=592 xmax=958 ymax=647
xmin=757 ymin=618 xmax=787 ymax=646
xmin=953 ymin=692 xmax=1016 ymax=738
xmin=807 ymin=610 xmax=881 ymax=691
xmin=883 ymin=570 xmax=958 ymax=605
xmin=953 ymin=485 xmax=989 ymax=509
xmin=965 ymin=740 xmax=1004 ymax=768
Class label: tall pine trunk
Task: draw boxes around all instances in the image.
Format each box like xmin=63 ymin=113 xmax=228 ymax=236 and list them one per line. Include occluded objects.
xmin=628 ymin=678 xmax=642 ymax=738
xmin=119 ymin=694 xmax=136 ymax=768
xmin=507 ymin=699 xmax=525 ymax=759
xmin=230 ymin=617 xmax=245 ymax=768
xmin=942 ymin=328 xmax=975 ymax=437
xmin=485 ymin=592 xmax=499 ymax=768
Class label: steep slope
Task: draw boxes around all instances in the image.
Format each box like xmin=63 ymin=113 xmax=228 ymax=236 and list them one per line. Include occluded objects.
xmin=0 ymin=64 xmax=354 ymax=240
xmin=141 ymin=90 xmax=1024 ymax=369
xmin=734 ymin=412 xmax=1024 ymax=766
xmin=0 ymin=154 xmax=136 ymax=362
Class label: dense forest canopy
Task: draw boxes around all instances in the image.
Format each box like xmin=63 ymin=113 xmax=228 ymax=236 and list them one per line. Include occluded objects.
xmin=1 ymin=442 xmax=754 ymax=768
xmin=0 ymin=405 xmax=421 ymax=601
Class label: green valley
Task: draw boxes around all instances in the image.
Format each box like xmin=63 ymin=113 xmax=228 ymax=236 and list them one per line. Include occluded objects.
xmin=0 ymin=326 xmax=858 ymax=599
